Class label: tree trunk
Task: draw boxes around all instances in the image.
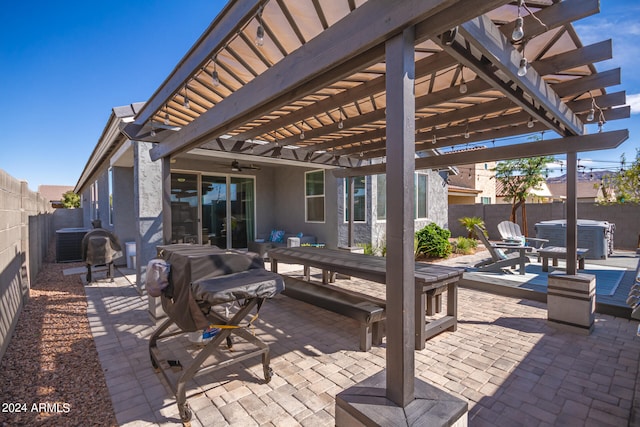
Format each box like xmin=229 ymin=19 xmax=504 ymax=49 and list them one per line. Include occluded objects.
xmin=522 ymin=202 xmax=528 ymax=236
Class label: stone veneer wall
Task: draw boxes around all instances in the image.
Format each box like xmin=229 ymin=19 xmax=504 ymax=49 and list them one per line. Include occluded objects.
xmin=0 ymin=169 xmax=54 ymax=361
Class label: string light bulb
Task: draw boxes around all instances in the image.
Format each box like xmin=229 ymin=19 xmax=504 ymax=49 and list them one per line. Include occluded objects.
xmin=164 ymin=108 xmax=170 ymax=126
xmin=464 ymin=122 xmax=470 ymax=139
xmin=338 ymin=109 xmax=344 ymax=129
xmin=517 ymin=57 xmax=528 ymax=76
xmin=527 ymin=117 xmax=535 ymax=128
xmin=255 ymin=7 xmax=265 ymax=46
xmin=512 ymin=0 xmax=525 ymax=41
xmin=459 ymin=66 xmax=467 ymax=94
xmin=512 ymin=17 xmax=525 ymax=41
xmin=183 ymin=85 xmax=190 ymax=109
xmin=299 ymin=122 xmax=305 ymax=140
xmin=212 ymin=59 xmax=220 ymax=87
xmin=432 ymin=134 xmax=437 ymax=144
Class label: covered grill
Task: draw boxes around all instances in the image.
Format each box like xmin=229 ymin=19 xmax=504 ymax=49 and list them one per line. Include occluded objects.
xmin=81 ymin=228 xmax=122 ymax=283
xmin=148 ymin=244 xmax=284 ymax=423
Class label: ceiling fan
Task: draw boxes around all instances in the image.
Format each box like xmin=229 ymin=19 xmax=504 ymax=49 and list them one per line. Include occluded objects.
xmin=231 ymin=160 xmax=260 ymax=172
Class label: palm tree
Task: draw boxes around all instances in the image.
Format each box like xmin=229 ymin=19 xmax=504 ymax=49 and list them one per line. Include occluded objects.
xmin=458 ymin=216 xmax=484 ymax=239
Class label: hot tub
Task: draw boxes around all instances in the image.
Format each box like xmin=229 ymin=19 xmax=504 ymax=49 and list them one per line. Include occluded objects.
xmin=534 ymin=219 xmax=614 ymax=259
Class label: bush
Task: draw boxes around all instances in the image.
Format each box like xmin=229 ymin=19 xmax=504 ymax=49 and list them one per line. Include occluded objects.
xmin=415 ymin=223 xmax=452 ymax=258
xmin=357 ymin=243 xmax=375 ymax=255
xmin=452 ymin=236 xmax=477 ymax=255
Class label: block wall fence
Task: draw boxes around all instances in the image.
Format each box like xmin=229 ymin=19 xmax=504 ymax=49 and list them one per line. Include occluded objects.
xmin=449 ymin=201 xmax=640 ymax=250
xmin=0 ymin=169 xmax=53 ymax=361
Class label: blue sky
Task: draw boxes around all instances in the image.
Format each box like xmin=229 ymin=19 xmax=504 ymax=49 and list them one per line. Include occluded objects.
xmin=0 ymin=1 xmax=638 ymax=192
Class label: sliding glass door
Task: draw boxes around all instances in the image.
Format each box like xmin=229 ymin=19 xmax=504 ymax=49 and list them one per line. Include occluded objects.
xmin=230 ymin=177 xmax=255 ymax=248
xmin=170 ymin=173 xmax=199 ymax=243
xmin=170 ymin=172 xmax=255 ymax=249
xmin=201 ymin=175 xmax=228 ymax=247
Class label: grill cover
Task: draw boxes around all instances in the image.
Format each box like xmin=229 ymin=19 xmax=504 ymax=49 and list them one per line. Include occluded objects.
xmin=81 ymin=228 xmax=122 ymax=265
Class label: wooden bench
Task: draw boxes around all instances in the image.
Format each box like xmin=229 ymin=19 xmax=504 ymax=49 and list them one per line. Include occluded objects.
xmin=538 ymin=246 xmax=589 ymax=272
xmin=281 ymin=276 xmax=386 ymax=351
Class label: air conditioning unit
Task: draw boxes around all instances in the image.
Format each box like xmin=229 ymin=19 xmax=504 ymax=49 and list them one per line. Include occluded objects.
xmin=56 ymin=228 xmax=90 ymax=262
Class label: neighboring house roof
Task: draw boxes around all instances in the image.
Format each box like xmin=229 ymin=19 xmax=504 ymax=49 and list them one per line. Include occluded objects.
xmin=38 ymin=185 xmax=74 ymax=206
xmin=545 ymin=181 xmax=606 ymax=200
xmin=495 ymin=180 xmax=552 ymax=199
xmin=448 ymin=185 xmax=482 ymax=196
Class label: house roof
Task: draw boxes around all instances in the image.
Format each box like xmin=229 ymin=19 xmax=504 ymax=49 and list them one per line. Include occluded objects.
xmin=495 ymin=178 xmax=552 ymax=198
xmin=545 ymin=180 xmax=603 ymax=199
xmin=448 ymin=184 xmax=482 ymax=196
xmin=74 ymin=102 xmax=145 ymax=193
xmin=121 ymin=0 xmax=629 ymax=172
xmin=37 ymin=185 xmax=74 ymax=202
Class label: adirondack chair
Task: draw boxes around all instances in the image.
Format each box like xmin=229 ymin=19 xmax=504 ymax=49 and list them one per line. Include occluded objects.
xmin=497 ymin=220 xmax=548 ymax=249
xmin=473 ymin=224 xmax=532 ymax=275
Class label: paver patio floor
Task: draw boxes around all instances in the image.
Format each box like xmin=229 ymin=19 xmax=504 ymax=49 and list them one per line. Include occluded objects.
xmin=84 ymin=258 xmax=640 ymax=426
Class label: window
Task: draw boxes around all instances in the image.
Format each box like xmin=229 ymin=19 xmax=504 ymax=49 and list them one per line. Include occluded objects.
xmin=376 ymin=173 xmax=428 ymax=220
xmin=415 ymin=173 xmax=428 ymax=219
xmin=376 ymin=174 xmax=386 ymax=220
xmin=481 ymin=196 xmax=491 ymax=205
xmin=108 ymin=168 xmax=114 ymax=225
xmin=90 ymin=181 xmax=99 ymax=220
xmin=305 ymin=170 xmax=325 ymax=222
xmin=344 ymin=176 xmax=366 ymax=222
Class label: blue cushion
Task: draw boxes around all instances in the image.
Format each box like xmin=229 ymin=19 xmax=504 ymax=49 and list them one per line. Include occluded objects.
xmin=270 ymin=229 xmax=285 ymax=243
xmin=296 ymin=232 xmax=304 ymax=238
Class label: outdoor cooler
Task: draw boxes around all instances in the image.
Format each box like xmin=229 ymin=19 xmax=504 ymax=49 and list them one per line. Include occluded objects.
xmin=534 ymin=219 xmax=615 ymax=259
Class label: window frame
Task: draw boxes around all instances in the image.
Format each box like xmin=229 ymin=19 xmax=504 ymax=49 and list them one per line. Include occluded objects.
xmin=305 ymin=169 xmax=325 ymax=223
xmin=343 ymin=176 xmax=367 ymax=223
xmin=415 ymin=172 xmax=428 ymax=219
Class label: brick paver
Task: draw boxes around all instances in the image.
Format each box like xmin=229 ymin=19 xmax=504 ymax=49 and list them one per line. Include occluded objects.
xmin=82 ymin=261 xmax=640 ymax=426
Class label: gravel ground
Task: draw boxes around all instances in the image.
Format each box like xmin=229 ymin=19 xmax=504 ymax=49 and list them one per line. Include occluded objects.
xmin=0 ymin=253 xmax=117 ymax=427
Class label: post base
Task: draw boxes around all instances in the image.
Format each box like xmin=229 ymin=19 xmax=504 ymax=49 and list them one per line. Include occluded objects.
xmin=335 ymin=371 xmax=467 ymax=427
xmin=547 ymin=272 xmax=595 ymax=335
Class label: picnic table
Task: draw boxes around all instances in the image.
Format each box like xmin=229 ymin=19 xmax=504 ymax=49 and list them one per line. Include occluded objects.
xmin=268 ymin=246 xmax=463 ymax=350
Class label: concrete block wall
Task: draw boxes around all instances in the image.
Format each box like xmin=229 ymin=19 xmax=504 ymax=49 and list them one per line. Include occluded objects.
xmin=0 ymin=169 xmax=53 ymax=362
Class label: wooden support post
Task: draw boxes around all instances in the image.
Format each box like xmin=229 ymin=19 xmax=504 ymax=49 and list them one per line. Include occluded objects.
xmin=566 ymin=151 xmax=578 ymax=275
xmin=385 ymin=27 xmax=416 ymax=407
xmin=162 ymin=157 xmax=172 ymax=245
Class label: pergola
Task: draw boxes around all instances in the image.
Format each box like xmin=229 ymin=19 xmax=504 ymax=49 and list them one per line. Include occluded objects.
xmin=123 ymin=0 xmax=629 ymax=418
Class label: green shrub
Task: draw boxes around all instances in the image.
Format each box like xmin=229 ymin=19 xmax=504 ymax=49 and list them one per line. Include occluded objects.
xmin=458 ymin=216 xmax=485 ymax=239
xmin=415 ymin=223 xmax=452 ymax=258
xmin=357 ymin=243 xmax=375 ymax=255
xmin=452 ymin=236 xmax=477 ymax=254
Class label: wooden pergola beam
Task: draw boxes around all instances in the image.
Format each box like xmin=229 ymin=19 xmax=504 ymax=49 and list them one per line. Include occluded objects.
xmin=501 ymin=0 xmax=599 ymax=42
xmin=553 ymin=68 xmax=621 ymax=98
xmin=568 ymin=91 xmax=626 ymax=113
xmin=146 ymin=0 xmax=512 ymax=161
xmin=532 ymin=40 xmax=612 ymax=76
xmin=235 ymin=52 xmax=458 ymax=141
xmin=333 ymin=129 xmax=629 ymax=177
xmin=454 ymin=15 xmax=583 ymax=136
xmin=133 ymin=1 xmax=262 ymax=127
